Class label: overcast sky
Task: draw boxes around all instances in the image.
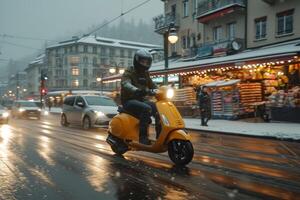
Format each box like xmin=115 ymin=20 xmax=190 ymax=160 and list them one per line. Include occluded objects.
xmin=0 ymin=0 xmax=163 ymax=71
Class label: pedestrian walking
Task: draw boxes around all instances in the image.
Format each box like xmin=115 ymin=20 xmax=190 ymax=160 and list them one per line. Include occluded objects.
xmin=198 ymin=86 xmax=211 ymax=126
xmin=48 ymin=101 xmax=52 ymax=111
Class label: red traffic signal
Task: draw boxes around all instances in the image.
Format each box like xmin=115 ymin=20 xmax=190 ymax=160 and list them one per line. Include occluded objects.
xmin=41 ymin=88 xmax=47 ymax=95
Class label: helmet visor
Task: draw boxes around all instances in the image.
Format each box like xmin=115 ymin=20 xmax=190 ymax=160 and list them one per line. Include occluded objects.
xmin=139 ymin=58 xmax=151 ymax=69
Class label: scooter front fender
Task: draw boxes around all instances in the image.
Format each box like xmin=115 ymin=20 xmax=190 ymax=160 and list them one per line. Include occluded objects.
xmin=165 ymin=129 xmax=191 ymax=144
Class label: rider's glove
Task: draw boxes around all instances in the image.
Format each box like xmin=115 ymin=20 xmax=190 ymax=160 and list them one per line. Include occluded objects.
xmin=134 ymin=88 xmax=147 ymax=98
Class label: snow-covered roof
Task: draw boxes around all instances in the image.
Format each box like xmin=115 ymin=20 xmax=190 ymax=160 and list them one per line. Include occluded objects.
xmin=29 ymin=54 xmax=45 ymax=65
xmin=47 ymin=35 xmax=161 ymax=50
xmin=151 ymin=40 xmax=300 ymax=72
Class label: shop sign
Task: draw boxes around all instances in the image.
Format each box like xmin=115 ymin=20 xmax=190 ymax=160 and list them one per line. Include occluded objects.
xmin=168 ymin=75 xmax=179 ymax=82
xmin=197 ymin=46 xmax=213 ymax=58
xmin=153 ymin=77 xmax=164 ymax=83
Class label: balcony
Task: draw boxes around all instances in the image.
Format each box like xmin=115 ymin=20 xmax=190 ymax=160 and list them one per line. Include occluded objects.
xmin=261 ymin=0 xmax=276 ymax=4
xmin=196 ymin=0 xmax=246 ymax=23
xmin=153 ymin=13 xmax=180 ymax=34
xmin=196 ymin=38 xmax=245 ymax=58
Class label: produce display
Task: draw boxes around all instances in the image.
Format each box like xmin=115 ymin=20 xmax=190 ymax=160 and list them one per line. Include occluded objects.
xmin=267 ymin=86 xmax=300 ymax=107
xmin=239 ymin=83 xmax=263 ymax=113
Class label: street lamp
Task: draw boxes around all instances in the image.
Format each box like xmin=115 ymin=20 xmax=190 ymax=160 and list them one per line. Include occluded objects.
xmin=164 ymin=22 xmax=178 ymax=85
xmin=109 ymin=63 xmax=125 ymax=91
xmin=96 ymin=77 xmax=103 ymax=94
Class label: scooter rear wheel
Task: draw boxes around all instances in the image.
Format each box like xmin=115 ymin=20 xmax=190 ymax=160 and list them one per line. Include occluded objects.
xmin=106 ymin=134 xmax=128 ymax=155
xmin=168 ymin=140 xmax=194 ymax=166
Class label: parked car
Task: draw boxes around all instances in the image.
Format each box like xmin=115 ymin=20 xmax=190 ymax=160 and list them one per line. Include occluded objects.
xmin=61 ymin=95 xmax=118 ymax=129
xmin=11 ymin=100 xmax=42 ymax=119
xmin=0 ymin=105 xmax=9 ymax=124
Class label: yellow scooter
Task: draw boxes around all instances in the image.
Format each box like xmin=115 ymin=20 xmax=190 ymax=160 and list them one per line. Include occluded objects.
xmin=106 ymin=86 xmax=194 ymax=166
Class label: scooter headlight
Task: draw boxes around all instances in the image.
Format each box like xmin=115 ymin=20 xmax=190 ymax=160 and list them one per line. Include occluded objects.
xmin=44 ymin=111 xmax=49 ymax=115
xmin=2 ymin=112 xmax=9 ymax=118
xmin=166 ymin=88 xmax=174 ymax=99
xmin=19 ymin=108 xmax=25 ymax=112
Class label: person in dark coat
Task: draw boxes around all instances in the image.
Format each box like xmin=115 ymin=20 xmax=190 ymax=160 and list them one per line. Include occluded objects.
xmin=198 ymin=86 xmax=211 ymax=126
xmin=120 ymin=49 xmax=160 ymax=145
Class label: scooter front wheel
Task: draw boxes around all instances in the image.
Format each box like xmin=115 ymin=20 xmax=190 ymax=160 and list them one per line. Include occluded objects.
xmin=168 ymin=140 xmax=194 ymax=166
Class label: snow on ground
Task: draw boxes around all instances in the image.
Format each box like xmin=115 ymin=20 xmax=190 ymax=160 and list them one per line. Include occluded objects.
xmin=184 ymin=118 xmax=300 ymax=140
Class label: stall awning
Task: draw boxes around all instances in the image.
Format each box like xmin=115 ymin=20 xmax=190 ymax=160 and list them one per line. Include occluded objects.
xmin=102 ymin=40 xmax=300 ymax=81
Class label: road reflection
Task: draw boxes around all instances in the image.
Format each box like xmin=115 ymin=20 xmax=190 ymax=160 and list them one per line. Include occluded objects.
xmin=0 ymin=125 xmax=13 ymax=160
xmin=37 ymin=135 xmax=55 ymax=166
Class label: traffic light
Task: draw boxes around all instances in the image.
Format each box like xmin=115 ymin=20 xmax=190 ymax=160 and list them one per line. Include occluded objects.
xmin=41 ymin=72 xmax=48 ymax=81
xmin=41 ymin=87 xmax=47 ymax=96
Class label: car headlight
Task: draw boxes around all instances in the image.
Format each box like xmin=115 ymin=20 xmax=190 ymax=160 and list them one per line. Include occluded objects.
xmin=2 ymin=112 xmax=9 ymax=118
xmin=19 ymin=108 xmax=25 ymax=112
xmin=92 ymin=110 xmax=105 ymax=117
xmin=166 ymin=88 xmax=174 ymax=99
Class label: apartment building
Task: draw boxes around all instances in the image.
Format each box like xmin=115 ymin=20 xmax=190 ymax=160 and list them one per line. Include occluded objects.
xmin=25 ymin=54 xmax=46 ymax=97
xmin=247 ymin=0 xmax=300 ymax=48
xmin=154 ymin=0 xmax=204 ymax=57
xmin=155 ymin=0 xmax=246 ymax=59
xmin=156 ymin=0 xmax=300 ymax=58
xmin=45 ymin=35 xmax=162 ymax=91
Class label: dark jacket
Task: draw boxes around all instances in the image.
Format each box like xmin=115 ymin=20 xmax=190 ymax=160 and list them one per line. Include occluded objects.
xmin=198 ymin=91 xmax=211 ymax=111
xmin=120 ymin=66 xmax=157 ymax=104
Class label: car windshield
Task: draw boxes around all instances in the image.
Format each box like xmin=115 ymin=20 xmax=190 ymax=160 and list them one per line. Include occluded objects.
xmin=85 ymin=96 xmax=116 ymax=106
xmin=18 ymin=101 xmax=40 ymax=107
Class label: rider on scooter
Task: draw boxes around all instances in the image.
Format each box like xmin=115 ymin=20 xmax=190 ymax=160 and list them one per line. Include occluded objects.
xmin=120 ymin=49 xmax=161 ymax=145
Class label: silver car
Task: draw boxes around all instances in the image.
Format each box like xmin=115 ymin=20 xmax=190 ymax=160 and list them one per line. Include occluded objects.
xmin=0 ymin=105 xmax=9 ymax=124
xmin=11 ymin=100 xmax=42 ymax=119
xmin=61 ymin=95 xmax=118 ymax=129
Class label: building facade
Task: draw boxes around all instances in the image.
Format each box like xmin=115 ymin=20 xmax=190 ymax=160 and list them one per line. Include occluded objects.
xmin=6 ymin=72 xmax=27 ymax=100
xmin=154 ymin=0 xmax=204 ymax=57
xmin=156 ymin=0 xmax=300 ymax=58
xmin=247 ymin=0 xmax=300 ymax=48
xmin=45 ymin=35 xmax=162 ymax=91
xmin=25 ymin=54 xmax=46 ymax=98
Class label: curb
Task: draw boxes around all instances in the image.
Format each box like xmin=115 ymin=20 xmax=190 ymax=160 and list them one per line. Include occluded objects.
xmin=185 ymin=127 xmax=300 ymax=143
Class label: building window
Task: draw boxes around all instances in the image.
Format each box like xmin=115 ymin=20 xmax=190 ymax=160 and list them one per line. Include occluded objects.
xmin=83 ymin=79 xmax=88 ymax=87
xmin=277 ymin=9 xmax=294 ymax=35
xmin=120 ymin=49 xmax=124 ymax=58
xmin=213 ymin=26 xmax=222 ymax=41
xmin=83 ymin=68 xmax=88 ymax=76
xmin=227 ymin=22 xmax=236 ymax=40
xmin=93 ymin=46 xmax=97 ymax=54
xmin=71 ymin=68 xmax=79 ymax=76
xmin=255 ymin=17 xmax=267 ymax=40
xmin=101 ymin=47 xmax=106 ymax=56
xmin=93 ymin=57 xmax=97 ymax=66
xmin=84 ymin=45 xmax=88 ymax=53
xmin=109 ymin=48 xmax=115 ymax=57
xmin=183 ymin=0 xmax=189 ymax=17
xmin=72 ymin=80 xmax=79 ymax=87
xmin=182 ymin=36 xmax=187 ymax=49
xmin=83 ymin=56 xmax=88 ymax=64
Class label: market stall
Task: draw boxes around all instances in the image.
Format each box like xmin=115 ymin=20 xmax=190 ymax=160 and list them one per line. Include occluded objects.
xmin=205 ymin=79 xmax=263 ymax=119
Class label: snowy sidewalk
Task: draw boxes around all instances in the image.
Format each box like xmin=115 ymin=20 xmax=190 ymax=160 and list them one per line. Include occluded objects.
xmin=48 ymin=107 xmax=300 ymax=140
xmin=184 ymin=118 xmax=300 ymax=140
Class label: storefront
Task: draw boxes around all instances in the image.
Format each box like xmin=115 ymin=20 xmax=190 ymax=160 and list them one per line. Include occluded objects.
xmin=102 ymin=41 xmax=300 ymax=121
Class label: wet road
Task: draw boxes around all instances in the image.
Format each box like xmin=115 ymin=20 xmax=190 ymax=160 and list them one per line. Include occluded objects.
xmin=0 ymin=114 xmax=300 ymax=200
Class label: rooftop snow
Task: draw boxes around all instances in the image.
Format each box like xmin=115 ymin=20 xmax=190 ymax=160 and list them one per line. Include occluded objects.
xmin=47 ymin=35 xmax=161 ymax=50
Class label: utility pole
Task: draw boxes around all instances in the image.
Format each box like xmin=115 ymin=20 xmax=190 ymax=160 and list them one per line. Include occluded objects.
xmin=40 ymin=69 xmax=48 ymax=109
